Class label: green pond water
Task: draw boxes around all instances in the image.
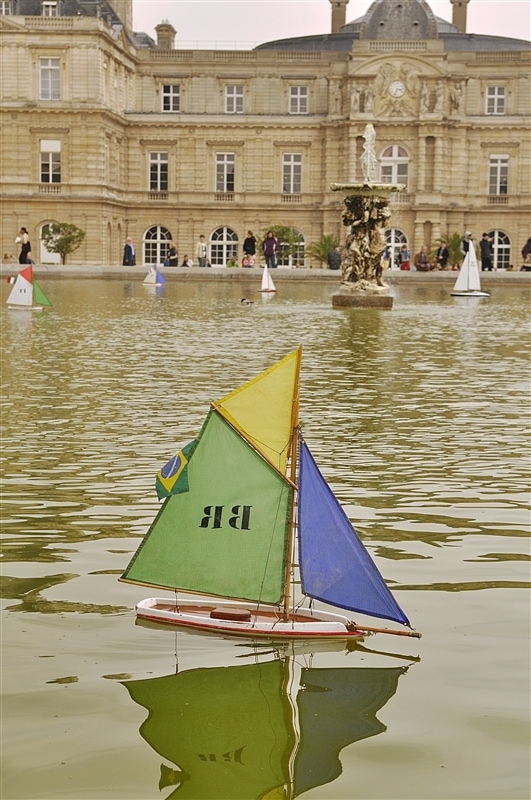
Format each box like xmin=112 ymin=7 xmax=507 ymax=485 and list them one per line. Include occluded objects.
xmin=1 ymin=278 xmax=530 ymax=800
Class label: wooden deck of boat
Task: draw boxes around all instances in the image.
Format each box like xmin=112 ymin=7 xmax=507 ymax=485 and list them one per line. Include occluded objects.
xmin=152 ymin=602 xmax=325 ymax=624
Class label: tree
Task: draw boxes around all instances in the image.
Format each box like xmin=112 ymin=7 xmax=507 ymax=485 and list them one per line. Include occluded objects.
xmin=433 ymin=233 xmax=463 ymax=266
xmin=261 ymin=225 xmax=304 ymax=266
xmin=41 ymin=222 xmax=86 ymax=265
xmin=305 ymin=234 xmax=340 ymax=267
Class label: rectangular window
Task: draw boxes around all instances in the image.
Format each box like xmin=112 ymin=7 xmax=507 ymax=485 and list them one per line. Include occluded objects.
xmin=39 ymin=57 xmax=61 ymax=100
xmin=489 ymin=155 xmax=509 ymax=195
xmin=149 ymin=152 xmax=168 ymax=191
xmin=162 ymin=85 xmax=180 ymax=112
xmin=216 ymin=153 xmax=235 ymax=192
xmin=486 ymin=86 xmax=505 ymax=115
xmin=289 ymin=86 xmax=308 ymax=114
xmin=42 ymin=2 xmax=58 ymax=16
xmin=40 ymin=139 xmax=61 ymax=183
xmin=225 ymin=85 xmax=243 ymax=114
xmin=282 ymin=153 xmax=302 ymax=194
xmin=0 ymin=1 xmax=13 ymax=15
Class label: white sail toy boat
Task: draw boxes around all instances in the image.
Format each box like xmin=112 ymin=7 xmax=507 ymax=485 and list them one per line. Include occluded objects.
xmin=451 ymin=245 xmax=490 ymax=297
xmin=259 ymin=264 xmax=276 ymax=293
xmin=6 ymin=265 xmax=52 ymax=311
xmin=143 ymin=265 xmax=166 ymax=286
xmin=120 ymin=348 xmax=420 ymax=641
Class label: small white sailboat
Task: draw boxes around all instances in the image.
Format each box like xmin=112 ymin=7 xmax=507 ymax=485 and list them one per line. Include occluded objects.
xmin=6 ymin=265 xmax=52 ymax=311
xmin=120 ymin=348 xmax=420 ymax=642
xmin=451 ymin=245 xmax=490 ymax=297
xmin=259 ymin=264 xmax=276 ymax=293
xmin=143 ymin=265 xmax=166 ymax=286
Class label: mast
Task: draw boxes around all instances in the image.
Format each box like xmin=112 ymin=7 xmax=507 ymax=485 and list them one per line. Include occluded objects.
xmin=283 ymin=346 xmax=302 ymax=620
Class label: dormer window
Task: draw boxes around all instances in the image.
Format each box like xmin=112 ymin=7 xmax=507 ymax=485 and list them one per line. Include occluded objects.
xmin=0 ymin=1 xmax=13 ymax=15
xmin=42 ymin=2 xmax=59 ymax=17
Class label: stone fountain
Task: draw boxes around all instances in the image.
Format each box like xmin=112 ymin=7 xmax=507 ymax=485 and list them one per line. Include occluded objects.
xmin=331 ymin=124 xmax=404 ymax=309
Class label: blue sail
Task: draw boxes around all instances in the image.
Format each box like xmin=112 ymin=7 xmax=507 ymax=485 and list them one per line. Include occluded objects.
xmin=298 ymin=441 xmax=410 ymax=627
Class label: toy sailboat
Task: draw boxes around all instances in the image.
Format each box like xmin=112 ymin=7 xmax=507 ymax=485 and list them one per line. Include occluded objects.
xmin=259 ymin=264 xmax=276 ymax=293
xmin=6 ymin=265 xmax=52 ymax=311
xmin=143 ymin=265 xmax=166 ymax=286
xmin=451 ymin=245 xmax=490 ymax=297
xmin=120 ymin=347 xmax=420 ymax=640
xmin=123 ymin=654 xmax=407 ymax=799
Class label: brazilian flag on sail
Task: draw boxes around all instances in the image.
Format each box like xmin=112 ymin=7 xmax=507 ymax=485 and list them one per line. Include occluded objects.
xmin=155 ymin=440 xmax=196 ymax=499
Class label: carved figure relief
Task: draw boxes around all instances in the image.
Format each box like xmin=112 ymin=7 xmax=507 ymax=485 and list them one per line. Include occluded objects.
xmin=434 ymin=81 xmax=444 ymax=114
xmin=420 ymin=82 xmax=430 ymax=113
xmin=450 ymin=81 xmax=464 ymax=112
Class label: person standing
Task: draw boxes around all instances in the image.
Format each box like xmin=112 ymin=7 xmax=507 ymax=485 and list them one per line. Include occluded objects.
xmin=166 ymin=241 xmax=178 ymax=267
xmin=479 ymin=232 xmax=493 ymax=271
xmin=398 ymin=244 xmax=411 ymax=270
xmin=16 ymin=227 xmax=32 ymax=265
xmin=262 ymin=231 xmax=279 ymax=268
xmin=122 ymin=237 xmax=136 ymax=266
xmin=435 ymin=240 xmax=449 ymax=269
xmin=461 ymin=231 xmax=473 ymax=258
xmin=195 ymin=235 xmax=207 ymax=267
xmin=520 ymin=237 xmax=531 ymax=271
xmin=327 ymin=245 xmax=341 ymax=270
xmin=243 ymin=230 xmax=256 ymax=258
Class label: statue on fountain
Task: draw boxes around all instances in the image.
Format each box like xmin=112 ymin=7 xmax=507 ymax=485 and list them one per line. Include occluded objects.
xmin=331 ymin=124 xmax=404 ymax=302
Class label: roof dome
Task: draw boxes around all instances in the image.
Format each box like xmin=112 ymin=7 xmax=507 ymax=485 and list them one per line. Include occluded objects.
xmin=358 ymin=0 xmax=439 ymax=40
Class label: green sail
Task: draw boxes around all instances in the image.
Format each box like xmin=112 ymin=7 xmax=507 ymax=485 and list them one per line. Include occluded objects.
xmin=33 ymin=280 xmax=52 ymax=307
xmin=122 ymin=410 xmax=292 ymax=604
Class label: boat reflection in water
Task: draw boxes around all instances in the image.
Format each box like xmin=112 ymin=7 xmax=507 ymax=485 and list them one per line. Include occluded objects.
xmin=123 ymin=645 xmax=411 ymax=799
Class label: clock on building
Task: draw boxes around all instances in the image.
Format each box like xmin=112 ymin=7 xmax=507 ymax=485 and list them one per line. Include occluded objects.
xmin=389 ymin=80 xmax=406 ymax=98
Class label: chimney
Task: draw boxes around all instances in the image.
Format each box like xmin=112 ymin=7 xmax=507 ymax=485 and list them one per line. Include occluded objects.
xmin=450 ymin=0 xmax=471 ymax=34
xmin=330 ymin=0 xmax=349 ymax=34
xmin=155 ymin=21 xmax=177 ymax=50
xmin=110 ymin=1 xmax=133 ymax=31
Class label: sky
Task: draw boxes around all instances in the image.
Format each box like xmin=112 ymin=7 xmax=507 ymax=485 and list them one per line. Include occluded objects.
xmin=132 ymin=0 xmax=531 ymax=48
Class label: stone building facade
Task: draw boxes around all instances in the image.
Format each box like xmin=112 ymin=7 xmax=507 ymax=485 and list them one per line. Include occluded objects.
xmin=0 ymin=0 xmax=529 ymax=267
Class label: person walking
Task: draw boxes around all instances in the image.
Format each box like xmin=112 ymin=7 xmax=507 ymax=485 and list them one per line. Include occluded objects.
xmin=243 ymin=230 xmax=256 ymax=258
xmin=479 ymin=232 xmax=493 ymax=271
xmin=262 ymin=231 xmax=279 ymax=268
xmin=122 ymin=237 xmax=136 ymax=266
xmin=16 ymin=227 xmax=32 ymax=265
xmin=435 ymin=240 xmax=449 ymax=269
xmin=195 ymin=235 xmax=207 ymax=267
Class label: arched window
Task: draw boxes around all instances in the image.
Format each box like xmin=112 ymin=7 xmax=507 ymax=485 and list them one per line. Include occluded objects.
xmin=380 ymin=145 xmax=409 ymax=189
xmin=39 ymin=222 xmax=61 ymax=264
xmin=143 ymin=226 xmax=172 ymax=266
xmin=277 ymin=229 xmax=305 ymax=268
xmin=210 ymin=227 xmax=238 ymax=266
xmin=385 ymin=228 xmax=408 ymax=269
xmin=488 ymin=229 xmax=511 ymax=270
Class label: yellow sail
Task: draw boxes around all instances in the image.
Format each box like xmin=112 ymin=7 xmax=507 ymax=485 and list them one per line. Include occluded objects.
xmin=214 ymin=347 xmax=301 ymax=474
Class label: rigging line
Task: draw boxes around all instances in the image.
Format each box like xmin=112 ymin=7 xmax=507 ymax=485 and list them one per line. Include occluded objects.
xmin=252 ymin=481 xmax=293 ymax=621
